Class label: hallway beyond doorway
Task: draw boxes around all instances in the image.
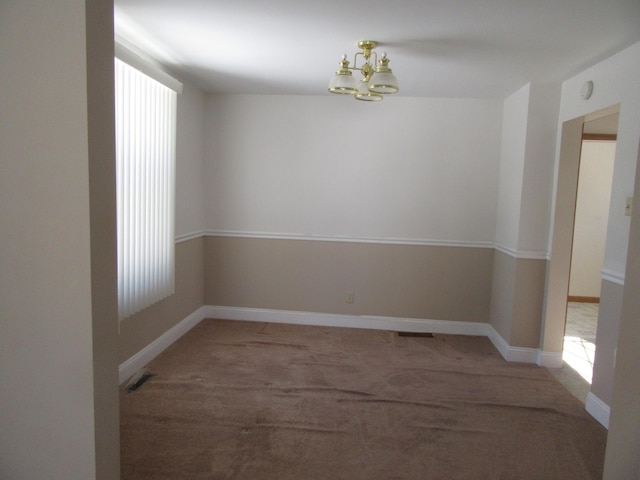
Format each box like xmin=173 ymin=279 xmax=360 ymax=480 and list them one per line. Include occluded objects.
xmin=548 ymin=302 xmax=598 ymax=403
xmin=564 ymin=302 xmax=598 ymax=383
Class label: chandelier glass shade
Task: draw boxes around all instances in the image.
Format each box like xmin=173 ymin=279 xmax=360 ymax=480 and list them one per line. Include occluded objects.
xmin=356 ymin=79 xmax=383 ymax=101
xmin=327 ymin=56 xmax=358 ymax=94
xmin=328 ymin=40 xmax=398 ymax=101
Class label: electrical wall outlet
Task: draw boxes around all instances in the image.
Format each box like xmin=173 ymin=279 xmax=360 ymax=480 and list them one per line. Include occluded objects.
xmin=346 ymin=291 xmax=354 ymax=304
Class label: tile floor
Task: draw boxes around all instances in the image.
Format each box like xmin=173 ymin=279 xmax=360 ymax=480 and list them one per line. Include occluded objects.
xmin=548 ymin=302 xmax=599 ymax=404
xmin=563 ymin=302 xmax=598 ymax=382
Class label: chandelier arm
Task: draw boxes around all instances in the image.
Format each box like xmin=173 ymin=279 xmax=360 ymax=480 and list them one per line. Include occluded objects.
xmin=351 ymin=51 xmax=378 ymax=73
xmin=352 ymin=52 xmax=363 ymax=71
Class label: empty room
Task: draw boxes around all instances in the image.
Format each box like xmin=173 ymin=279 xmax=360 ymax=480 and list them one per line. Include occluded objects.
xmin=2 ymin=1 xmax=640 ymax=479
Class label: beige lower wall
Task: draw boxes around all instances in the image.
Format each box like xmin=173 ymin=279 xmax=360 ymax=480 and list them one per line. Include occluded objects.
xmin=119 ymin=237 xmax=205 ymax=363
xmin=205 ymin=236 xmax=493 ymax=323
xmin=490 ymin=250 xmax=547 ymax=348
xmin=489 ymin=250 xmax=516 ymax=342
xmin=120 ymin=236 xmax=551 ymax=363
xmin=591 ymin=278 xmax=623 ymax=405
xmin=511 ymin=258 xmax=547 ymax=348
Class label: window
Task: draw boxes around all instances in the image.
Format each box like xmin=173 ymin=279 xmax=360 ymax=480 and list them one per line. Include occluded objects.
xmin=115 ymin=55 xmax=178 ymax=320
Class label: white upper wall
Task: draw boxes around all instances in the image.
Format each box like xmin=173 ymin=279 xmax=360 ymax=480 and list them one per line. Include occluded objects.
xmin=494 ymin=84 xmax=529 ymax=253
xmin=204 ymin=95 xmax=502 ymax=245
xmin=518 ymin=83 xmax=561 ymax=256
xmin=558 ymin=41 xmax=640 ymax=280
xmin=494 ymin=82 xmax=561 ymax=258
xmin=175 ymin=82 xmax=205 ymax=239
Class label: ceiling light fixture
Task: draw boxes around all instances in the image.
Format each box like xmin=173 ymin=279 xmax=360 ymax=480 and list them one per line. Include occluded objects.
xmin=328 ymin=40 xmax=399 ymax=102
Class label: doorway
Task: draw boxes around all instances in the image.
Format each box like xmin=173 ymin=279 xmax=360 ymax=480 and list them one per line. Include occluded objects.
xmin=543 ymin=105 xmax=620 ymax=405
xmin=564 ymin=116 xmax=618 ymax=386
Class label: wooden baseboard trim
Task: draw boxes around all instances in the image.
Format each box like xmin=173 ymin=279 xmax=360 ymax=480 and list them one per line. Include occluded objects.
xmin=568 ymin=296 xmax=600 ymax=303
xmin=582 ymin=133 xmax=617 ymax=141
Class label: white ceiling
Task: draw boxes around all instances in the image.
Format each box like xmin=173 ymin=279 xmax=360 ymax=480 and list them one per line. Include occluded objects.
xmin=114 ymin=0 xmax=640 ymax=99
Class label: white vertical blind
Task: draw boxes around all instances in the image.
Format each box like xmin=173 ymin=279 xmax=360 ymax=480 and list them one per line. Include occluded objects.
xmin=115 ymin=58 xmax=177 ymax=320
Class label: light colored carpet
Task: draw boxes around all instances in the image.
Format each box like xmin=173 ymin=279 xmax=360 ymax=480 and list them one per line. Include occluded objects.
xmin=121 ymin=319 xmax=606 ymax=479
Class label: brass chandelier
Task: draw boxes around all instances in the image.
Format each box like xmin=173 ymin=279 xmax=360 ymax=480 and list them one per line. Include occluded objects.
xmin=328 ymin=40 xmax=399 ymax=102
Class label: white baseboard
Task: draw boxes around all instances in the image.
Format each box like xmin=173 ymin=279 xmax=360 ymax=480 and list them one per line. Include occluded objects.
xmin=204 ymin=306 xmax=561 ymax=367
xmin=486 ymin=326 xmax=539 ymax=363
xmin=585 ymin=392 xmax=610 ymax=429
xmin=120 ymin=305 xmax=557 ymax=385
xmin=536 ymin=350 xmax=564 ymax=368
xmin=203 ymin=305 xmax=491 ymax=337
xmin=118 ymin=306 xmax=208 ymax=385
xmin=485 ymin=326 xmax=563 ymax=367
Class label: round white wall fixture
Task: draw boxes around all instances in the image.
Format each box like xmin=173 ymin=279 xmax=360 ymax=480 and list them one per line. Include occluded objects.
xmin=580 ymin=80 xmax=594 ymax=100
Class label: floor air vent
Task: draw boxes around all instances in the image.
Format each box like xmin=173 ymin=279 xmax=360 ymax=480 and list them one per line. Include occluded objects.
xmin=397 ymin=332 xmax=434 ymax=338
xmin=125 ymin=371 xmax=154 ymax=394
